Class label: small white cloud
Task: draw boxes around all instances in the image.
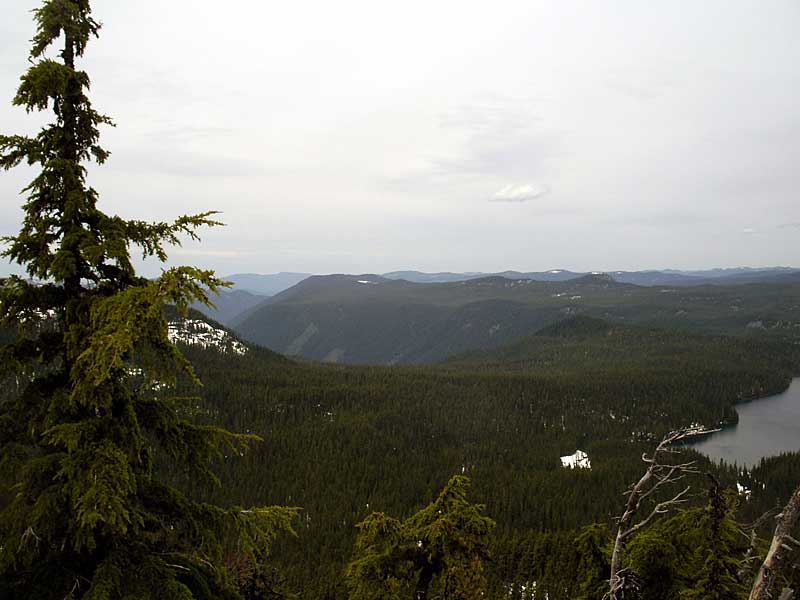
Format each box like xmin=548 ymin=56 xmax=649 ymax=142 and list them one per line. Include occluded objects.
xmin=173 ymin=249 xmax=250 ymax=258
xmin=742 ymin=228 xmax=757 ymax=234
xmin=490 ymin=183 xmax=549 ymax=203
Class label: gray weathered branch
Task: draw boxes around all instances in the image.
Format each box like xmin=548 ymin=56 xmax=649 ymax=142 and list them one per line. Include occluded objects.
xmin=749 ymin=484 xmax=800 ymax=600
xmin=607 ymin=428 xmax=699 ymax=600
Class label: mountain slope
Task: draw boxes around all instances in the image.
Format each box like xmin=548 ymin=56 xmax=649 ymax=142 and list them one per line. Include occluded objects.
xmin=173 ymin=318 xmax=800 ymax=598
xmin=232 ymin=273 xmax=800 ymax=365
xmin=444 ymin=315 xmax=800 ymax=377
xmin=232 ymin=274 xmax=609 ymax=363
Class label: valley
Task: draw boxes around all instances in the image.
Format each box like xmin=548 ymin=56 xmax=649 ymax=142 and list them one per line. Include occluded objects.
xmin=214 ymin=271 xmax=800 ymax=366
xmin=162 ymin=287 xmax=800 ymax=598
xmin=4 ymin=268 xmax=800 ymax=598
xmin=3 ymin=2 xmax=798 ymax=597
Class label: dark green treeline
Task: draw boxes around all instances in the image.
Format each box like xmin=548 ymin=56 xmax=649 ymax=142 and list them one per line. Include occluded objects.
xmin=164 ymin=320 xmax=800 ymax=598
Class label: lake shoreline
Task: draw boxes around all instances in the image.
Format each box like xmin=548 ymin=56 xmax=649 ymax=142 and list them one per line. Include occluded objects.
xmin=688 ymin=376 xmax=800 ymax=467
xmin=690 ymin=374 xmax=796 ymax=439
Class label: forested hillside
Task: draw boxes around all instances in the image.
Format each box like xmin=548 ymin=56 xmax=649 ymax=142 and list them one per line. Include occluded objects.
xmin=3 ymin=306 xmax=799 ymax=598
xmin=445 ymin=315 xmax=798 ymax=380
xmin=232 ymin=272 xmax=800 ymax=364
xmin=157 ymin=314 xmax=800 ymax=598
xmin=2 ymin=2 xmax=799 ymax=598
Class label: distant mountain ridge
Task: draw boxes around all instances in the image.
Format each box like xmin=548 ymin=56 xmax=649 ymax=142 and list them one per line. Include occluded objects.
xmin=230 ymin=270 xmax=800 ymax=365
xmin=384 ymin=267 xmax=800 ymax=287
xmin=209 ymin=268 xmax=800 ymax=357
xmin=217 ymin=267 xmax=800 ymax=300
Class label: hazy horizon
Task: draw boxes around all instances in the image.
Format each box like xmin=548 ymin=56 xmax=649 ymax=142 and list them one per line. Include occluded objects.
xmin=2 ymin=1 xmax=799 ymax=277
xmin=2 ymin=264 xmax=799 ymax=281
xmin=219 ymin=265 xmax=800 ymax=277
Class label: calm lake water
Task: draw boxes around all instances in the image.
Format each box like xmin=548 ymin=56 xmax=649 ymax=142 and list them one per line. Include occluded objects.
xmin=690 ymin=377 xmax=800 ymax=468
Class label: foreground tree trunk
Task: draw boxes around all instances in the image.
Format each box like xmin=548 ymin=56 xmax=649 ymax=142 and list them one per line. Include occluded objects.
xmin=415 ymin=562 xmax=435 ymax=600
xmin=0 ymin=2 xmax=296 ymax=597
xmin=749 ymin=484 xmax=800 ymax=600
xmin=608 ymin=428 xmax=699 ymax=599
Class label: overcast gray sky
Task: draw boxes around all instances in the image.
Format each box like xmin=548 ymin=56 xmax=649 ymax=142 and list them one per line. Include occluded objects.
xmin=1 ymin=0 xmax=799 ymax=276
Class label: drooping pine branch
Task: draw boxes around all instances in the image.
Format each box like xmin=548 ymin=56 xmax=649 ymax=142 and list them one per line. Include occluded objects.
xmin=0 ymin=2 xmax=294 ymax=597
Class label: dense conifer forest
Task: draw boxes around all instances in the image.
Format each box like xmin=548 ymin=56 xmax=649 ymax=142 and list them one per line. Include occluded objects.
xmin=156 ymin=314 xmax=800 ymax=598
xmin=2 ymin=2 xmax=800 ymax=599
xmin=3 ymin=301 xmax=800 ymax=598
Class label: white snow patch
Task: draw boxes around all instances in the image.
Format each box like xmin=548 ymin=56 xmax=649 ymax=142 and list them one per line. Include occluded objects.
xmin=356 ymin=280 xmax=378 ymax=285
xmin=19 ymin=308 xmax=57 ymax=326
xmin=560 ymin=450 xmax=591 ymax=469
xmin=736 ymin=483 xmax=752 ymax=500
xmin=682 ymin=422 xmax=722 ymax=437
xmin=168 ymin=319 xmax=247 ymax=355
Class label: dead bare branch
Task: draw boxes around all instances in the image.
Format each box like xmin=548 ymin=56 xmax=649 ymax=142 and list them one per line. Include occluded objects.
xmin=607 ymin=428 xmax=700 ymax=600
xmin=749 ymin=484 xmax=800 ymax=600
xmin=739 ymin=507 xmax=783 ymax=581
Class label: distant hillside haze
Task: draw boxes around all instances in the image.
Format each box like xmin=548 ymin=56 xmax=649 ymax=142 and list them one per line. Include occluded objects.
xmin=382 ymin=269 xmax=588 ymax=283
xmin=382 ymin=270 xmax=487 ymax=283
xmin=219 ymin=267 xmax=800 ymax=298
xmin=384 ymin=267 xmax=800 ymax=287
xmin=190 ymin=288 xmax=268 ymax=327
xmin=202 ymin=267 xmax=800 ymax=351
xmin=222 ymin=272 xmax=312 ymax=295
xmin=230 ymin=271 xmax=800 ymax=365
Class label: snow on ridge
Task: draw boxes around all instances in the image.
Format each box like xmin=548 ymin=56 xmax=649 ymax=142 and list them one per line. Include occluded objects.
xmin=560 ymin=449 xmax=591 ymax=469
xmin=168 ymin=319 xmax=247 ymax=355
xmin=356 ymin=280 xmax=378 ymax=285
xmin=736 ymin=482 xmax=752 ymax=500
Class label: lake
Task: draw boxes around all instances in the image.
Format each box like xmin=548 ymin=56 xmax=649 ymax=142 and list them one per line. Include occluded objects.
xmin=690 ymin=377 xmax=800 ymax=468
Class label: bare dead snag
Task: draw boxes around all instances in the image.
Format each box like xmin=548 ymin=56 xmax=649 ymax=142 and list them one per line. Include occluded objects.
xmin=607 ymin=428 xmax=701 ymax=600
xmin=739 ymin=508 xmax=781 ymax=581
xmin=749 ymin=483 xmax=800 ymax=600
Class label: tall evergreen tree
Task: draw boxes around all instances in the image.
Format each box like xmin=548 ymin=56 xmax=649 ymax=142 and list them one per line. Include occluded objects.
xmin=574 ymin=523 xmax=611 ymax=600
xmin=0 ymin=2 xmax=295 ymax=598
xmin=682 ymin=477 xmax=747 ymax=600
xmin=345 ymin=475 xmax=495 ymax=600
